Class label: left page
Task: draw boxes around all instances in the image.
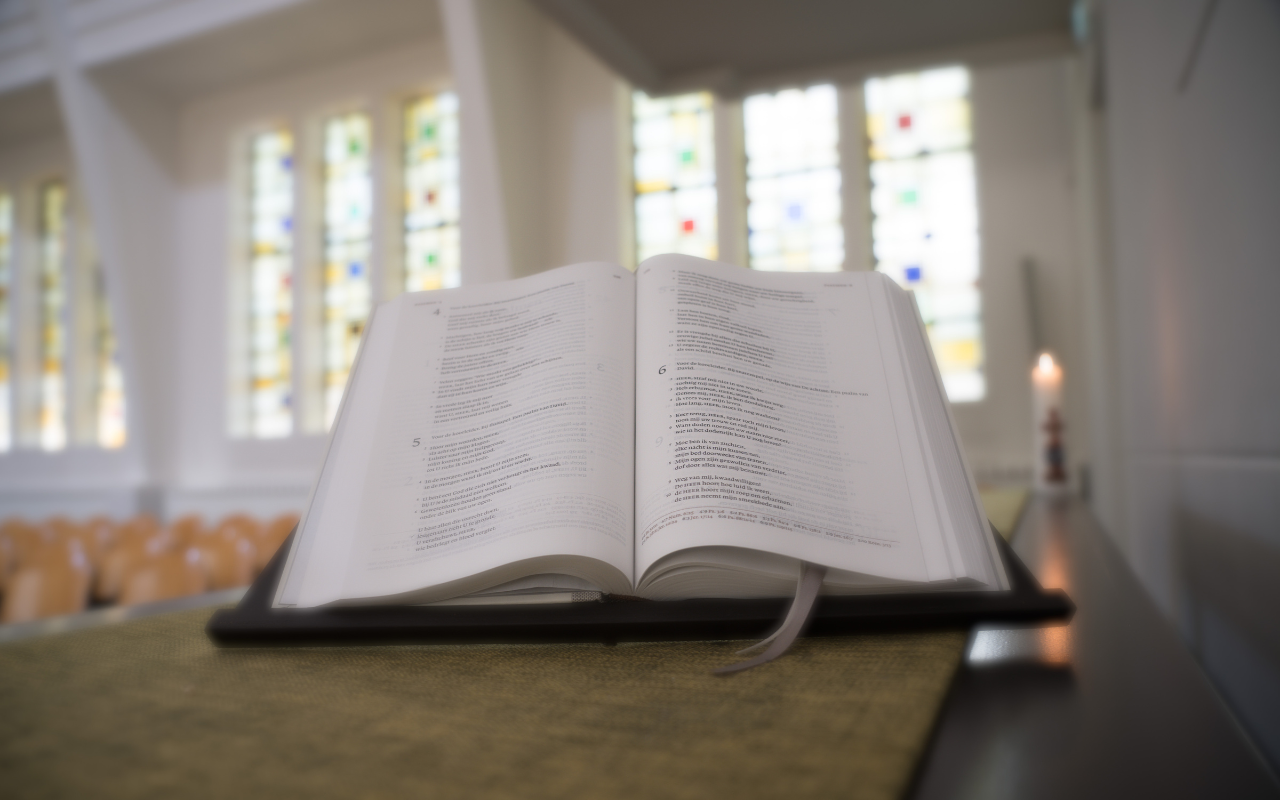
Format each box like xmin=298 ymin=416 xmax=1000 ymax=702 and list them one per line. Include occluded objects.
xmin=276 ymin=262 xmax=636 ymax=607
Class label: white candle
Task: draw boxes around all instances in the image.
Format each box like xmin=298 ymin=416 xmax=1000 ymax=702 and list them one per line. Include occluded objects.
xmin=1032 ymin=352 xmax=1068 ymax=493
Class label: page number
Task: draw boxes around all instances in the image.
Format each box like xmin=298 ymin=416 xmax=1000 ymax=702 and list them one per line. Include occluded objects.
xmin=658 ymin=365 xmax=666 ymax=374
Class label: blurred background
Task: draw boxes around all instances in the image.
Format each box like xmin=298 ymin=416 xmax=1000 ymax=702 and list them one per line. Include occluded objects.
xmin=0 ymin=0 xmax=1275 ymax=770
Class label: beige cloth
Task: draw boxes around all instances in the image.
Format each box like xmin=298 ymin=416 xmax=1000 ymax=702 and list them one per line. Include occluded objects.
xmin=0 ymin=607 xmax=966 ymax=799
xmin=979 ymin=487 xmax=1030 ymax=541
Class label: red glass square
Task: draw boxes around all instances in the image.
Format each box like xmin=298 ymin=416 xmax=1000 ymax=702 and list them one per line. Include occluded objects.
xmin=898 ymin=113 xmax=912 ymax=130
xmin=682 ymin=219 xmax=695 ymax=233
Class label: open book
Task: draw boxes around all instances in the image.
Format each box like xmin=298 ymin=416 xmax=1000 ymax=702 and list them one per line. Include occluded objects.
xmin=275 ymin=256 xmax=1008 ymax=609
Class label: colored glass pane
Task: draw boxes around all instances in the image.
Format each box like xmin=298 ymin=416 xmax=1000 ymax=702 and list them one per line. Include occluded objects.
xmin=403 ymin=93 xmax=460 ymax=292
xmin=322 ymin=113 xmax=373 ymax=428
xmin=248 ymin=129 xmax=295 ymax=437
xmin=866 ymin=66 xmax=984 ymax=402
xmin=0 ymin=192 xmax=10 ymax=452
xmin=37 ymin=181 xmax=67 ymax=450
xmin=744 ymin=84 xmax=843 ymax=272
xmin=632 ymin=91 xmax=717 ymax=263
xmin=93 ymin=264 xmax=125 ymax=448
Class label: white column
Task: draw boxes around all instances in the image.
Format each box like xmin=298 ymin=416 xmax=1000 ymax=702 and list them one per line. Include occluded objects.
xmin=839 ymin=83 xmax=871 ymax=272
xmin=369 ymin=98 xmax=395 ymax=304
xmin=440 ymin=0 xmax=515 ymax=284
xmin=36 ymin=0 xmax=177 ymax=492
xmin=713 ymin=96 xmax=746 ymax=268
xmin=441 ymin=0 xmax=557 ymax=282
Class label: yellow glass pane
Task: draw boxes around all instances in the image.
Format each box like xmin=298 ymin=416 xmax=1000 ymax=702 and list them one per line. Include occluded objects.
xmin=247 ymin=129 xmax=295 ymax=438
xmin=0 ymin=192 xmax=11 ymax=452
xmin=322 ymin=112 xmax=373 ymax=429
xmin=37 ymin=181 xmax=67 ymax=451
xmin=934 ymin=338 xmax=982 ymax=371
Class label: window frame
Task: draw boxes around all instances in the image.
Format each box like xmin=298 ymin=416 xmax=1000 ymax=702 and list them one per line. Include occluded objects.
xmin=228 ymin=82 xmax=458 ymax=441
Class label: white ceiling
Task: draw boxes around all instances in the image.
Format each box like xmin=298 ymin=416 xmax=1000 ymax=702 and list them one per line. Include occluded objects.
xmin=0 ymin=80 xmax=63 ymax=148
xmin=92 ymin=0 xmax=444 ymax=102
xmin=532 ymin=0 xmax=1076 ymax=94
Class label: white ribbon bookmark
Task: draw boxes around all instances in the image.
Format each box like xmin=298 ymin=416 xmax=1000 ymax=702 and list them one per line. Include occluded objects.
xmin=714 ymin=562 xmax=827 ymax=675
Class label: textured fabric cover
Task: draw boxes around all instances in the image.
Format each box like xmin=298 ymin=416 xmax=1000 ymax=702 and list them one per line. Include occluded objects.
xmin=0 ymin=607 xmax=966 ymax=799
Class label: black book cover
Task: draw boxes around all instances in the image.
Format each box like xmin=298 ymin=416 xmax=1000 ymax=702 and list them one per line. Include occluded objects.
xmin=207 ymin=527 xmax=1072 ymax=646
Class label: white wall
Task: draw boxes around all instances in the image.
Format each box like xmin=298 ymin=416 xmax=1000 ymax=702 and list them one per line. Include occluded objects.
xmin=174 ymin=40 xmax=451 ymax=511
xmin=0 ymin=0 xmax=635 ymax=525
xmin=542 ymin=19 xmax=630 ymax=270
xmin=0 ymin=1 xmax=1106 ymax=515
xmin=1103 ymin=0 xmax=1280 ymax=767
xmin=951 ymin=56 xmax=1089 ymax=486
xmin=168 ymin=4 xmax=631 ymax=519
xmin=0 ymin=0 xmax=455 ymax=523
xmin=0 ymin=2 xmax=1090 ymax=522
xmin=444 ymin=0 xmax=629 ymax=279
xmin=0 ymin=131 xmax=146 ymax=518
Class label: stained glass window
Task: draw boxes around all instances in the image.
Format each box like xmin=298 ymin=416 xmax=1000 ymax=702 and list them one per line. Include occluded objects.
xmin=248 ymin=130 xmax=295 ymax=438
xmin=744 ymin=84 xmax=843 ymax=271
xmin=633 ymin=91 xmax=717 ymax=263
xmin=865 ymin=66 xmax=984 ymax=402
xmin=403 ymin=93 xmax=460 ymax=292
xmin=0 ymin=192 xmax=11 ymax=452
xmin=37 ymin=181 xmax=68 ymax=451
xmin=322 ymin=113 xmax=373 ymax=428
xmin=93 ymin=264 xmax=125 ymax=448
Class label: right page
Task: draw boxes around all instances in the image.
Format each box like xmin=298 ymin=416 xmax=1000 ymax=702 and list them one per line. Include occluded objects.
xmin=634 ymin=255 xmax=1006 ymax=595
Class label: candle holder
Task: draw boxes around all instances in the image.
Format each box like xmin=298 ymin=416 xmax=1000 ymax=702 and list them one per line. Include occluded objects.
xmin=1032 ymin=353 xmax=1069 ymax=495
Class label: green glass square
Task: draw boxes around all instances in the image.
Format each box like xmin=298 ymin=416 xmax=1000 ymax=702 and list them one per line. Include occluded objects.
xmin=680 ymin=150 xmax=694 ymax=164
xmin=902 ymin=189 xmax=918 ymax=205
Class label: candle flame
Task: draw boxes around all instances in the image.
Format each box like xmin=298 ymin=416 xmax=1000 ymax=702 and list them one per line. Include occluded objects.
xmin=1038 ymin=352 xmax=1055 ymax=374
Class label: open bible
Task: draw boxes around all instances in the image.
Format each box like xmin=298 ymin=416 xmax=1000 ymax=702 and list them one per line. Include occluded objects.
xmin=275 ymin=255 xmax=1008 ymax=610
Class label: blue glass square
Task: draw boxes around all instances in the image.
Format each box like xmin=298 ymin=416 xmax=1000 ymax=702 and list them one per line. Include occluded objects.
xmin=787 ymin=203 xmax=804 ymax=221
xmin=349 ymin=262 xmax=363 ymax=278
xmin=905 ymin=265 xmax=922 ymax=282
xmin=282 ymin=217 xmax=292 ymax=232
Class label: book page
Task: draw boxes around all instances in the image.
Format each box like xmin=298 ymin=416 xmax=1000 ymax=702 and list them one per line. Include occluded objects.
xmin=634 ymin=256 xmax=944 ymax=586
xmin=279 ymin=262 xmax=636 ymax=607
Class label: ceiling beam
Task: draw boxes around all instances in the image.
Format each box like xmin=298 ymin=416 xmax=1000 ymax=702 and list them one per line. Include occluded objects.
xmin=531 ymin=0 xmax=1075 ymax=98
xmin=529 ymin=0 xmax=661 ymax=90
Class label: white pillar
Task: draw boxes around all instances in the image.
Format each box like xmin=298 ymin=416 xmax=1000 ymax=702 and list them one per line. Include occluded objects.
xmin=713 ymin=96 xmax=746 ymax=268
xmin=441 ymin=0 xmax=556 ymax=282
xmin=36 ymin=0 xmax=178 ymax=497
xmin=839 ymin=83 xmax=871 ymax=272
xmin=440 ymin=0 xmax=516 ymax=284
